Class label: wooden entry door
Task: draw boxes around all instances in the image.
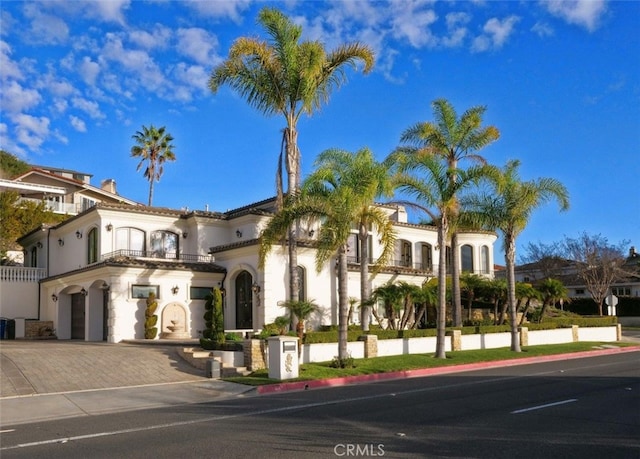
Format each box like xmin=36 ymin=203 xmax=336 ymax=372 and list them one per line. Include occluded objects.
xmin=235 ymin=271 xmax=253 ymax=329
xmin=71 ymin=293 xmax=85 ymax=340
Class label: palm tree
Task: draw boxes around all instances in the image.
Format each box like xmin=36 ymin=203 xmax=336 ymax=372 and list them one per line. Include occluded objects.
xmin=210 ymin=7 xmax=374 ymax=302
xmin=516 ymin=282 xmax=540 ymax=326
xmin=460 ymin=272 xmax=488 ymax=322
xmin=130 ymin=125 xmax=176 ymax=206
xmin=278 ymin=299 xmax=319 ymax=343
xmin=371 ymin=283 xmax=404 ymax=330
xmin=398 ymin=99 xmax=499 ymax=327
xmin=387 ymin=150 xmax=491 ymax=358
xmin=536 ymin=278 xmax=569 ymax=323
xmin=463 ymin=160 xmax=569 ymax=351
xmin=260 ymin=147 xmax=394 ymax=364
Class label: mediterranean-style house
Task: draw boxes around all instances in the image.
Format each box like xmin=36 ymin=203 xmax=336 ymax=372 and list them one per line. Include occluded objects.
xmin=3 ymin=194 xmax=498 ymax=342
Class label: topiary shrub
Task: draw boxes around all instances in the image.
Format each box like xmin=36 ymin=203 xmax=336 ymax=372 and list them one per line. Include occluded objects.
xmin=200 ymin=287 xmax=225 ymax=349
xmin=144 ymin=292 xmax=158 ymax=339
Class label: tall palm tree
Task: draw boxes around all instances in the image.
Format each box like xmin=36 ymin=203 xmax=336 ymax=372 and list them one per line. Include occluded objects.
xmin=260 ymin=147 xmax=394 ymax=363
xmin=463 ymin=160 xmax=569 ymax=351
xmin=130 ymin=125 xmax=176 ymax=206
xmin=398 ymin=99 xmax=499 ymax=327
xmin=210 ymin=7 xmax=374 ymax=302
xmin=387 ymin=151 xmax=491 ymax=358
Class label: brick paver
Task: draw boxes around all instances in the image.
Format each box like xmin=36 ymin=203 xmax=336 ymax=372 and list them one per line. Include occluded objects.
xmin=0 ymin=341 xmax=207 ymax=398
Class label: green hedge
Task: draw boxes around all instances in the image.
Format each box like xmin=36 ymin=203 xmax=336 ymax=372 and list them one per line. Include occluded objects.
xmin=565 ymin=297 xmax=640 ymax=316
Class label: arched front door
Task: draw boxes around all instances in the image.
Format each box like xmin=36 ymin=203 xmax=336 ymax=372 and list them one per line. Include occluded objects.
xmin=235 ymin=271 xmax=253 ymax=329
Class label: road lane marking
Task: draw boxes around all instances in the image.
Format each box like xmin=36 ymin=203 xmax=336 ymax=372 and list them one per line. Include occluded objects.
xmin=511 ymin=398 xmax=577 ymax=414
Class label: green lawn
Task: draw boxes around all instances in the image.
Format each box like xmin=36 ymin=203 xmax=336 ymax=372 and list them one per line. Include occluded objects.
xmin=224 ymin=341 xmax=636 ymax=386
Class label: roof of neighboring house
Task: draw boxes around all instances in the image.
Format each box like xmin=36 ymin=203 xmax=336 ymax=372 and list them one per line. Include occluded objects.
xmin=12 ymin=168 xmax=140 ymax=205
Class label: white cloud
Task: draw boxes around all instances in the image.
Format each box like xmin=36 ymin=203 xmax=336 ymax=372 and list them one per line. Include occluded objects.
xmin=71 ymin=97 xmax=105 ymax=119
xmin=13 ymin=114 xmax=50 ymax=151
xmin=442 ymin=12 xmax=470 ymax=48
xmin=101 ymin=33 xmax=166 ymax=90
xmin=172 ymin=63 xmax=209 ymax=94
xmin=69 ymin=115 xmax=87 ymax=132
xmin=129 ymin=26 xmax=172 ymax=50
xmin=0 ymin=81 xmax=41 ymax=113
xmin=390 ymin=1 xmax=438 ymax=48
xmin=532 ymin=21 xmax=554 ymax=37
xmin=0 ymin=40 xmax=23 ymax=81
xmin=542 ymin=0 xmax=607 ymax=32
xmin=23 ymin=3 xmax=70 ymax=44
xmin=79 ymin=56 xmax=101 ymax=86
xmin=184 ymin=0 xmax=252 ymax=23
xmin=472 ymin=15 xmax=520 ymax=52
xmin=176 ymin=28 xmax=219 ymax=65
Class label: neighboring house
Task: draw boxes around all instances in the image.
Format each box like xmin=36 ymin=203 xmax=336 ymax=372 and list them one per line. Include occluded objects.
xmin=509 ymin=249 xmax=640 ymax=299
xmin=6 ymin=196 xmax=498 ymax=342
xmin=1 ymin=165 xmax=140 ymax=215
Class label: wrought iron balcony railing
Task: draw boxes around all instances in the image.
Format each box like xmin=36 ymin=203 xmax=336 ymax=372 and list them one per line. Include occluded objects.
xmin=101 ymin=250 xmax=215 ymax=263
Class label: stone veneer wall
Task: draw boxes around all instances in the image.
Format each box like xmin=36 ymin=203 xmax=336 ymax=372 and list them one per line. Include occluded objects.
xmin=244 ymin=339 xmax=267 ymax=371
xmin=24 ymin=320 xmax=56 ymax=339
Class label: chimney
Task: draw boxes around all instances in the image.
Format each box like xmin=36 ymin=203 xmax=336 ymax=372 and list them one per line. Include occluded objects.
xmin=101 ymin=179 xmax=117 ymax=194
xmin=630 ymin=246 xmax=637 ymax=258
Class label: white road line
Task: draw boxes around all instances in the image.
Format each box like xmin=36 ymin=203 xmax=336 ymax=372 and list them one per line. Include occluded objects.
xmin=511 ymin=399 xmax=578 ymax=414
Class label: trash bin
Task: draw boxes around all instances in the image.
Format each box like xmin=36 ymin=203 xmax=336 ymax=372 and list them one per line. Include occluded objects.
xmin=6 ymin=319 xmax=15 ymax=340
xmin=205 ymin=359 xmax=220 ymax=378
xmin=0 ymin=318 xmax=6 ymax=340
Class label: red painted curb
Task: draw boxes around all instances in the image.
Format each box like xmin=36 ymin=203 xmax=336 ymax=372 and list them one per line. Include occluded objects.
xmin=256 ymin=346 xmax=640 ymax=395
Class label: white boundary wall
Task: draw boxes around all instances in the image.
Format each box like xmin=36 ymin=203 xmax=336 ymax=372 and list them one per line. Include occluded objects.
xmin=297 ymin=326 xmax=619 ymax=364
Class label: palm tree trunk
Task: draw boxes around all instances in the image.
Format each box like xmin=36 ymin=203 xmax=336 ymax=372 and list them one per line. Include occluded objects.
xmin=435 ymin=219 xmax=448 ymax=359
xmin=505 ymin=236 xmax=521 ymax=352
xmin=451 ymin=232 xmax=462 ymax=327
xmin=337 ymin=245 xmax=349 ymax=361
xmin=148 ymin=180 xmax=154 ymax=207
xmin=285 ymin=125 xmax=300 ymax=302
xmin=359 ymin=224 xmax=371 ymax=331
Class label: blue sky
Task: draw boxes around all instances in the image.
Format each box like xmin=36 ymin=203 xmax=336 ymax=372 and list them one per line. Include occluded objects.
xmin=1 ymin=0 xmax=638 ymax=257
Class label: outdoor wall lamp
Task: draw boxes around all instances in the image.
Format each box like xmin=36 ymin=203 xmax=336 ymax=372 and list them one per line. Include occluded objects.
xmin=51 ymin=294 xmax=58 ymax=302
xmin=58 ymin=238 xmax=64 ymax=246
xmin=171 ymin=285 xmax=179 ymax=295
xmin=76 ymin=230 xmax=83 ymax=239
xmin=308 ymin=229 xmax=315 ymax=237
xmin=100 ymin=281 xmax=110 ymax=290
xmin=236 ymin=230 xmax=242 ymax=238
xmin=182 ymin=232 xmax=188 ymax=239
xmin=80 ymin=288 xmax=88 ymax=296
xmin=251 ymin=283 xmax=261 ymax=293
xmin=106 ymin=223 xmax=113 ymax=231
xmin=36 ymin=242 xmax=43 ymax=249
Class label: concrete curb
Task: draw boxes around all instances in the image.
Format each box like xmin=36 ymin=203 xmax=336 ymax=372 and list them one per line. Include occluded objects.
xmin=257 ymin=345 xmax=640 ymax=395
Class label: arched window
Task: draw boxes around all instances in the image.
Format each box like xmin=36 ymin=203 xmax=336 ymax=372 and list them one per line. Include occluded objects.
xmin=481 ymin=245 xmax=490 ymax=274
xmin=116 ymin=227 xmax=145 ymax=254
xmin=421 ymin=243 xmax=432 ymax=271
xmin=296 ymin=266 xmax=306 ymax=301
xmin=87 ymin=227 xmax=98 ymax=263
xmin=151 ymin=231 xmax=178 ymax=259
xmin=461 ymin=244 xmax=474 ymax=273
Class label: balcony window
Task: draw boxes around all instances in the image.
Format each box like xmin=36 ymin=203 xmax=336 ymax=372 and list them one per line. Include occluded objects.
xmin=151 ymin=231 xmax=178 ymax=259
xmin=420 ymin=243 xmax=432 ymax=270
xmin=116 ymin=227 xmax=145 ymax=252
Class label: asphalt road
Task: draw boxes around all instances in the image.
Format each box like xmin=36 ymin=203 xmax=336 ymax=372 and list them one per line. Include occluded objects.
xmin=1 ymin=351 xmax=638 ymax=459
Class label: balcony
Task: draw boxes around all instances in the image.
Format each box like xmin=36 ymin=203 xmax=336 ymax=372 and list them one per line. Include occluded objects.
xmin=346 ymin=256 xmax=434 ymax=273
xmin=101 ymin=250 xmax=215 ymax=264
xmin=0 ymin=266 xmax=47 ymax=282
xmin=17 ymin=197 xmax=82 ymax=215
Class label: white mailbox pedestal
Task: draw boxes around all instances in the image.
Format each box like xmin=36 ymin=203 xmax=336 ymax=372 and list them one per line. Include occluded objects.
xmin=267 ymin=336 xmax=299 ymax=380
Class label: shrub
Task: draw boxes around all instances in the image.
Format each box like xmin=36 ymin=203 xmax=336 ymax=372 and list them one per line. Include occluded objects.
xmin=330 ymin=353 xmax=355 ymax=369
xmin=144 ymin=293 xmax=158 ymax=339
